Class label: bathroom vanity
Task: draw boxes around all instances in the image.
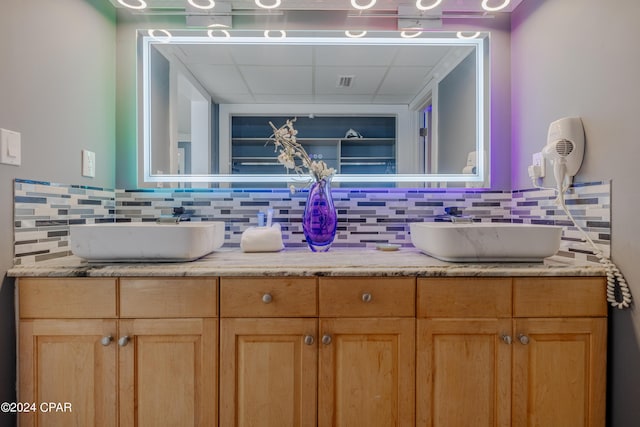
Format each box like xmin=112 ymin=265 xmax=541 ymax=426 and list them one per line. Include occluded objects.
xmin=9 ymin=249 xmax=607 ymax=427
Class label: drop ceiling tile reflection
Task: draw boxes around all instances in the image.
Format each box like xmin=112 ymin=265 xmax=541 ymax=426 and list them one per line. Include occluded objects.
xmin=240 ymin=66 xmax=313 ymax=95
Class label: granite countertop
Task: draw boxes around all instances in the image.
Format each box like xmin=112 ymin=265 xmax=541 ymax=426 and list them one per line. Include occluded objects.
xmin=7 ymin=248 xmax=606 ymax=278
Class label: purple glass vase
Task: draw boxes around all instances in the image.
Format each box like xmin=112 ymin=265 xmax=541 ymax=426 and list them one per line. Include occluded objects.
xmin=302 ymin=178 xmax=337 ymax=252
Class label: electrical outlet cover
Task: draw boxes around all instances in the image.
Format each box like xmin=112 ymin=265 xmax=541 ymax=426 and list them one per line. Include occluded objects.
xmin=532 ymin=152 xmax=545 ymax=177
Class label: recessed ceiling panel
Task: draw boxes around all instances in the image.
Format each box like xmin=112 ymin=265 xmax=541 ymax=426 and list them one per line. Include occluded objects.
xmin=176 ymin=44 xmax=235 ymax=65
xmin=314 ymin=45 xmax=396 ymax=67
xmin=377 ymin=67 xmax=431 ymax=95
xmin=392 ymin=45 xmax=451 ymax=67
xmin=188 ymin=64 xmax=250 ymax=98
xmin=314 ymin=94 xmax=378 ymax=104
xmin=241 ymin=66 xmax=313 ymax=95
xmin=231 ymin=45 xmax=313 ymax=66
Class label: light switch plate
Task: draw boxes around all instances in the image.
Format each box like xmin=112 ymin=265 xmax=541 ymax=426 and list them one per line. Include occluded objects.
xmin=0 ymin=128 xmax=21 ymax=166
xmin=82 ymin=149 xmax=96 ymax=178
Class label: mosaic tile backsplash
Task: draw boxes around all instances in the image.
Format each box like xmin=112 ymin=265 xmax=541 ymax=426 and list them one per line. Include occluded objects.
xmin=13 ymin=179 xmax=610 ymax=265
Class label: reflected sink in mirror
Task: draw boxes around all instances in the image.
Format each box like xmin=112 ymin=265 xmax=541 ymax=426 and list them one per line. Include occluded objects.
xmin=409 ymin=222 xmax=562 ymax=262
xmin=70 ymin=222 xmax=225 ymax=262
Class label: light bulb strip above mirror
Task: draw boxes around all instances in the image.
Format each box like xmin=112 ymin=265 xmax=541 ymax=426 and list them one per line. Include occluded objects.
xmin=112 ymin=0 xmax=523 ymax=14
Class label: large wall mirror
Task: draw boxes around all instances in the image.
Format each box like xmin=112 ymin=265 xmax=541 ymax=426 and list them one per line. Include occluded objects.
xmin=138 ymin=29 xmax=489 ymax=186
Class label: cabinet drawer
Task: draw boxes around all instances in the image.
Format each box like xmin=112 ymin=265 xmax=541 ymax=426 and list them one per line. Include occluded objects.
xmin=220 ymin=277 xmax=317 ymax=317
xmin=513 ymin=277 xmax=607 ymax=317
xmin=120 ymin=278 xmax=217 ymax=318
xmin=18 ymin=278 xmax=117 ymax=319
xmin=417 ymin=278 xmax=512 ymax=318
xmin=319 ymin=277 xmax=415 ymax=317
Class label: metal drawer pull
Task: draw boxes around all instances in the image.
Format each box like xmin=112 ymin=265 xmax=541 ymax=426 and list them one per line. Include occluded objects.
xmin=262 ymin=293 xmax=273 ymax=304
xmin=361 ymin=292 xmax=373 ymax=303
xmin=118 ymin=336 xmax=130 ymax=347
xmin=518 ymin=334 xmax=530 ymax=345
xmin=501 ymin=335 xmax=512 ymax=345
xmin=304 ymin=335 xmax=315 ymax=346
xmin=101 ymin=335 xmax=113 ymax=346
xmin=321 ymin=335 xmax=332 ymax=345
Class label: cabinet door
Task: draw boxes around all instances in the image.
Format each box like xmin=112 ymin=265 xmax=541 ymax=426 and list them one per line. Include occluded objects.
xmin=417 ymin=318 xmax=512 ymax=427
xmin=318 ymin=318 xmax=415 ymax=427
xmin=118 ymin=318 xmax=217 ymax=427
xmin=19 ymin=319 xmax=117 ymax=427
xmin=512 ymin=318 xmax=607 ymax=427
xmin=219 ymin=318 xmax=318 ymax=427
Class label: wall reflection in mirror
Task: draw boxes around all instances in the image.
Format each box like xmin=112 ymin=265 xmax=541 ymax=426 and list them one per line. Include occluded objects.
xmin=139 ymin=30 xmax=489 ymax=187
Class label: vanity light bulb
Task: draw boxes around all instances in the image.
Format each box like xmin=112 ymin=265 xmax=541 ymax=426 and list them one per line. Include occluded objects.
xmin=400 ymin=30 xmax=423 ymax=38
xmin=147 ymin=29 xmax=172 ymax=43
xmin=415 ymin=0 xmax=442 ymax=11
xmin=456 ymin=31 xmax=481 ymax=39
xmin=481 ymin=0 xmax=511 ymax=12
xmin=188 ymin=0 xmax=215 ymax=10
xmin=351 ymin=0 xmax=376 ymax=10
xmin=264 ymin=30 xmax=286 ymax=39
xmin=255 ymin=0 xmax=281 ymax=9
xmin=207 ymin=24 xmax=231 ymax=38
xmin=117 ymin=0 xmax=147 ymax=10
xmin=345 ymin=30 xmax=367 ymax=38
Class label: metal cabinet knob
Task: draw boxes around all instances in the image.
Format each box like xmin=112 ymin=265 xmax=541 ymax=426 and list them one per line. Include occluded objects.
xmin=304 ymin=335 xmax=315 ymax=346
xmin=361 ymin=292 xmax=373 ymax=303
xmin=262 ymin=293 xmax=273 ymax=304
xmin=518 ymin=334 xmax=530 ymax=345
xmin=321 ymin=335 xmax=332 ymax=345
xmin=501 ymin=335 xmax=512 ymax=345
xmin=118 ymin=336 xmax=130 ymax=347
xmin=101 ymin=335 xmax=113 ymax=346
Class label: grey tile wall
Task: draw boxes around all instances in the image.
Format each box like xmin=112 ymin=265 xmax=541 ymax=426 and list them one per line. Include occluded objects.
xmin=115 ymin=187 xmax=512 ymax=249
xmin=13 ymin=179 xmax=611 ymax=266
xmin=511 ymin=181 xmax=611 ymax=263
xmin=13 ymin=179 xmax=115 ymax=265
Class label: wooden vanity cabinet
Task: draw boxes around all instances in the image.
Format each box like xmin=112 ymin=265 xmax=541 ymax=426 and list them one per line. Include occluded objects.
xmin=417 ymin=277 xmax=607 ymax=427
xmin=118 ymin=278 xmax=218 ymax=427
xmin=318 ymin=277 xmax=416 ymax=427
xmin=511 ymin=278 xmax=607 ymax=427
xmin=219 ymin=277 xmax=318 ymax=427
xmin=219 ymin=276 xmax=415 ymax=427
xmin=18 ymin=277 xmax=218 ymax=427
xmin=416 ymin=278 xmax=512 ymax=427
xmin=19 ymin=278 xmax=118 ymax=427
xmin=18 ymin=274 xmax=607 ymax=427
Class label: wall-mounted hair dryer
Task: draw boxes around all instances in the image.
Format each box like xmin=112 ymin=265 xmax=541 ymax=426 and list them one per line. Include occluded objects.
xmin=542 ymin=117 xmax=585 ymax=193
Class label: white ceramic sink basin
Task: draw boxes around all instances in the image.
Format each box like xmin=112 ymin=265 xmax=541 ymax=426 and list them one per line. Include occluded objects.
xmin=70 ymin=222 xmax=225 ymax=262
xmin=410 ymin=222 xmax=562 ymax=262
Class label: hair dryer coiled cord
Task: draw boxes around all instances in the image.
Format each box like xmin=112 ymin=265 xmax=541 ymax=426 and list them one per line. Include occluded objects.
xmin=558 ymin=193 xmax=631 ymax=309
xmin=532 ymin=178 xmax=632 ymax=309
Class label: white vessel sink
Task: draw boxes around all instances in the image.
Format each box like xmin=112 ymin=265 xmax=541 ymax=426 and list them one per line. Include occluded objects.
xmin=70 ymin=222 xmax=225 ymax=262
xmin=409 ymin=222 xmax=562 ymax=262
